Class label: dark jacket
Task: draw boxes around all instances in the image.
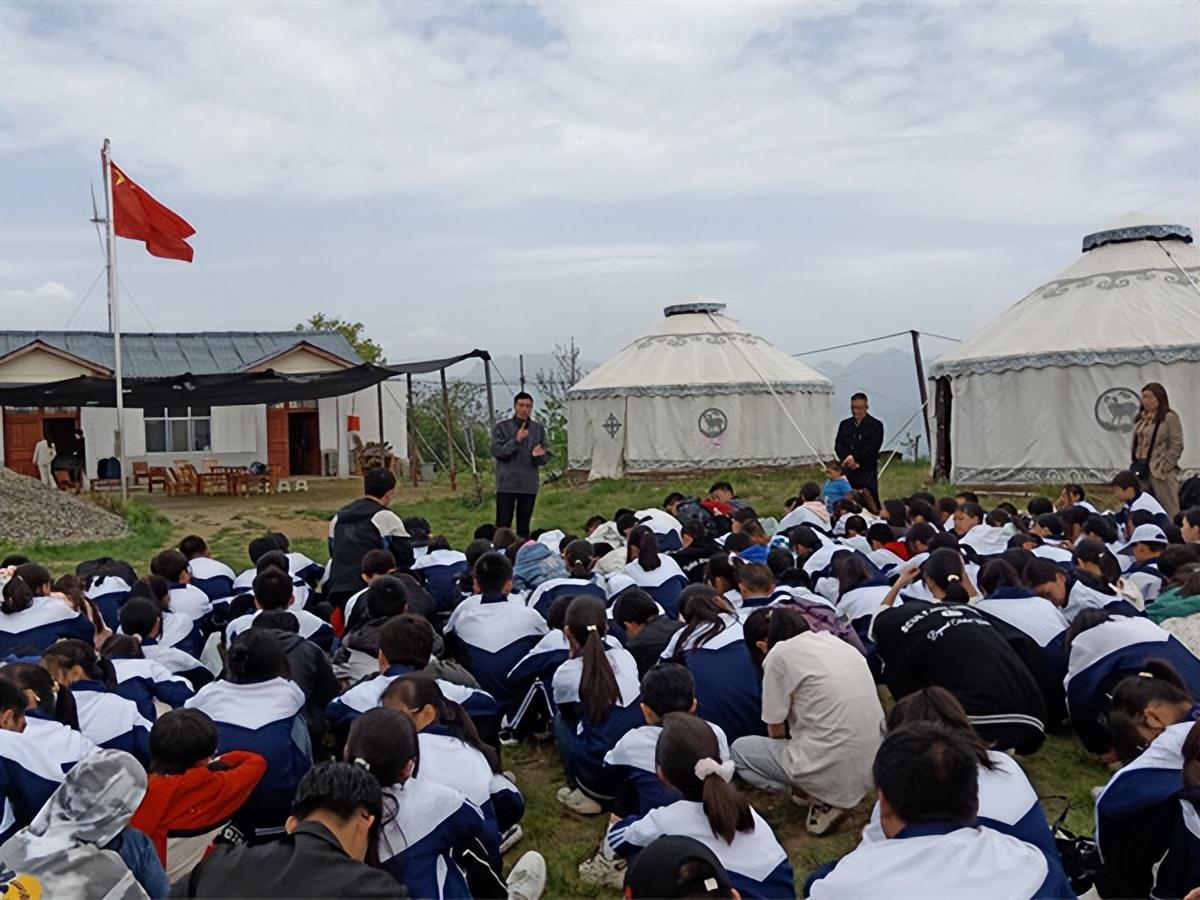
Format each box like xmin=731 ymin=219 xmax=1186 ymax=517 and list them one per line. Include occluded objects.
xmin=172 ymin=821 xmax=406 ymax=898
xmin=834 ymin=414 xmax=884 ymax=473
xmin=490 ymin=416 xmax=549 ymax=494
xmin=625 ymin=616 xmax=685 ymax=678
xmin=273 ymin=630 xmax=341 ymax=728
xmin=670 ymin=537 xmax=723 ymax=583
xmin=328 ymin=497 xmax=412 ymax=594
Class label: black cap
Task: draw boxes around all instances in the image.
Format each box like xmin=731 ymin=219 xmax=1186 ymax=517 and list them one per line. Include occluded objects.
xmin=624 ymin=835 xmax=735 ymax=898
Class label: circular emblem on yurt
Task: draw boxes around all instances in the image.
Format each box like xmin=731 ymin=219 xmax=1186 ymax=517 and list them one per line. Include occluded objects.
xmin=1094 ymin=388 xmax=1141 ymax=433
xmin=698 ymin=408 xmax=728 ymax=438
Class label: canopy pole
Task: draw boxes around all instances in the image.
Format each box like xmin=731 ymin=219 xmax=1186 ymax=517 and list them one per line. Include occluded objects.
xmin=101 ymin=139 xmax=127 ymax=501
xmin=406 ymin=373 xmax=418 ymax=487
xmin=484 ymin=357 xmax=496 ymax=429
xmin=910 ymin=330 xmax=931 ymax=456
xmin=440 ymin=368 xmax=457 ymax=492
xmin=376 ymin=381 xmax=384 ymax=447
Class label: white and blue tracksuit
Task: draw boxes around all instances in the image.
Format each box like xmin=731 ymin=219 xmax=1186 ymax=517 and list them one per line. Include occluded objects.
xmin=661 ymin=616 xmax=765 ymax=742
xmin=412 ymin=549 xmax=469 ymax=614
xmin=85 ymin=575 xmax=132 ymax=632
xmin=608 ymin=799 xmax=794 ymax=899
xmin=0 ymin=728 xmax=70 ymax=841
xmin=975 ymin=588 xmax=1070 ymax=721
xmin=836 ymin=578 xmax=894 ymax=650
xmin=1095 ymin=718 xmax=1200 ymax=898
xmin=138 ymin=637 xmax=214 ymax=688
xmin=232 ymin=568 xmax=311 ymax=611
xmin=634 ymin=508 xmax=684 ymax=552
xmin=445 ymin=593 xmax=547 ymax=710
xmin=110 ymin=656 xmax=196 ymax=721
xmin=1062 ymin=574 xmax=1142 ymax=623
xmin=185 ymin=677 xmax=311 ymax=840
xmin=1066 ymin=616 xmax=1200 ymax=753
xmin=69 ymin=680 xmax=151 ymax=766
xmin=226 ymin=608 xmax=334 ymax=653
xmin=325 ymin=664 xmax=498 ymax=739
xmin=377 ymin=777 xmax=493 ymax=899
xmin=552 ymin=644 xmax=644 ymax=800
xmin=1124 ymin=559 xmax=1164 ymax=604
xmin=0 ymin=597 xmax=94 ymax=657
xmin=506 ymin=630 xmax=620 ymax=730
xmin=618 ymin=558 xmax=688 ymax=619
xmin=22 ymin=711 xmax=98 ymax=773
xmin=186 ymin=557 xmax=236 ymax=605
xmin=525 ymin=577 xmax=608 ymax=620
xmin=287 ymin=552 xmax=326 ymax=589
xmin=603 ymin=720 xmax=730 ymax=817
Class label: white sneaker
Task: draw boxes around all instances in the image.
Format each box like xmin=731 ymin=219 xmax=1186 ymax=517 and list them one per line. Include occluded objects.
xmin=507 ymin=850 xmax=547 ymax=900
xmin=806 ymin=801 xmax=849 ymax=835
xmin=578 ymin=844 xmax=626 ymax=888
xmin=499 ymin=823 xmax=524 ymax=854
xmin=556 ymin=786 xmax=602 ymax=815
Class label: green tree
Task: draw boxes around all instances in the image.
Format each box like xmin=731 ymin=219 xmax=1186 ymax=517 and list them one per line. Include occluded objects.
xmin=294 ymin=313 xmax=385 ymax=365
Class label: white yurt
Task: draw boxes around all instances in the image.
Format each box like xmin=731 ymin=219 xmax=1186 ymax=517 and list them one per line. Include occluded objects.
xmin=567 ymin=301 xmax=834 ymax=478
xmin=930 ymin=214 xmax=1200 ymax=484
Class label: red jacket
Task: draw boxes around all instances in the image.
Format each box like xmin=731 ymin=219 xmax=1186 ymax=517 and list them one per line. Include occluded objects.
xmin=130 ymin=751 xmax=267 ymax=864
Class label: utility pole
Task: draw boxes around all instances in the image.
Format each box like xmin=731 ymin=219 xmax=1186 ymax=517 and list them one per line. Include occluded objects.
xmin=910 ymin=330 xmax=931 ymax=455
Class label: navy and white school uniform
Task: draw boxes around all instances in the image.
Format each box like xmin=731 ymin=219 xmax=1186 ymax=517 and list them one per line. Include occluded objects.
xmin=168 ymin=582 xmax=213 ymax=626
xmin=1062 ymin=574 xmax=1142 ymax=623
xmin=867 ymin=547 xmax=906 ymax=573
xmin=412 ymin=549 xmax=469 ymax=614
xmin=186 ymin=557 xmax=236 ymax=604
xmin=525 ymin=576 xmax=608 ymax=620
xmin=185 ymin=677 xmax=311 ymax=840
xmin=603 ymin=719 xmax=730 ymax=817
xmin=69 ymin=679 xmax=151 ymax=765
xmin=836 ymin=579 xmax=894 ymax=647
xmin=839 ymin=534 xmax=873 ymax=555
xmin=287 ymin=551 xmax=325 ymax=589
xmin=859 ymin=750 xmax=1072 ymax=897
xmin=608 ymin=800 xmax=794 ymax=899
xmin=635 ymin=508 xmax=684 ymax=552
xmin=342 ymin=586 xmax=369 ymax=628
xmin=85 ymin=574 xmax=132 ymax=631
xmin=232 ymin=568 xmax=311 ymax=610
xmin=1032 ymin=543 xmax=1075 ymax=566
xmin=661 ymin=616 xmax=765 ymax=742
xmin=110 ymin=656 xmax=195 ymax=721
xmin=1124 ymin=560 xmax=1164 ymax=604
xmin=959 ymin=523 xmax=1010 ymax=557
xmin=807 ymin=821 xmax=1050 ymax=899
xmin=0 ymin=596 xmax=94 ymax=657
xmin=1122 ymin=491 xmax=1171 ymax=530
xmin=22 ymin=711 xmax=98 ymax=773
xmin=324 ymin=664 xmax=498 ymax=738
xmin=552 ymin=644 xmax=645 ymax=799
xmin=506 ymin=630 xmax=620 ymax=729
xmin=621 ymin=557 xmax=688 ymax=619
xmin=0 ymin=728 xmax=70 ymax=841
xmin=444 ymin=593 xmax=548 ymax=710
xmin=1095 ymin=719 xmax=1200 ymax=899
xmin=1066 ymin=616 xmax=1200 ymax=753
xmin=778 ymin=504 xmax=830 ymax=532
xmin=139 ymin=637 xmax=214 ymax=687
xmin=974 ymin=589 xmax=1069 ymax=721
xmin=225 ymin=607 xmax=334 ymax=653
xmin=377 ymin=777 xmax=494 ymax=899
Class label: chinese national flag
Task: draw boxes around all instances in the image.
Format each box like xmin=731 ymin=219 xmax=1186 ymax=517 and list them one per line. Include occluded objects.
xmin=110 ymin=160 xmax=195 ymax=262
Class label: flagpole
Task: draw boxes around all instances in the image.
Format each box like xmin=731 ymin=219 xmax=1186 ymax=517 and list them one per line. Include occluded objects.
xmin=102 ymin=139 xmax=128 ymax=501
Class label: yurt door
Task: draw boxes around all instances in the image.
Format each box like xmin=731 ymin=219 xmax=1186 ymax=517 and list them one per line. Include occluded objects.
xmin=589 ymin=400 xmax=627 ymax=479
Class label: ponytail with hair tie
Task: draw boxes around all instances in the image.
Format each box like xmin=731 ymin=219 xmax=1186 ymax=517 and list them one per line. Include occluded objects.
xmin=694 ymin=758 xmax=736 ymax=783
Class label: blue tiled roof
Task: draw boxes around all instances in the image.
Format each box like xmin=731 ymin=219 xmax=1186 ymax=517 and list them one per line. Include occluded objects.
xmin=0 ymin=331 xmax=363 ymax=378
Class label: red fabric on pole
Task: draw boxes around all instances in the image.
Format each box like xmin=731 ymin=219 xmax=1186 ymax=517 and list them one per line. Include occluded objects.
xmin=110 ymin=160 xmax=195 ymax=262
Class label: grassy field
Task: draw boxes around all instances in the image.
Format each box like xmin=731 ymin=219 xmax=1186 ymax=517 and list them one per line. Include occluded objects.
xmin=1 ymin=462 xmax=1110 ymax=893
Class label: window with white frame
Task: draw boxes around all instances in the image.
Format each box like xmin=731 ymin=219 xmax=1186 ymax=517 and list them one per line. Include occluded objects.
xmin=144 ymin=406 xmax=211 ymax=453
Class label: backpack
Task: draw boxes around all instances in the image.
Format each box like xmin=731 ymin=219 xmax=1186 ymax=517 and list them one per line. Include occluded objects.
xmin=674 ymin=496 xmax=728 ymax=540
xmin=76 ymin=556 xmax=138 ymax=587
xmin=1179 ymin=475 xmax=1200 ymax=512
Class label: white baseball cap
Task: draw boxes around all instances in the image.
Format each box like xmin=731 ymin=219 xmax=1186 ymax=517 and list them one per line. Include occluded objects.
xmin=1118 ymin=524 xmax=1168 ymax=554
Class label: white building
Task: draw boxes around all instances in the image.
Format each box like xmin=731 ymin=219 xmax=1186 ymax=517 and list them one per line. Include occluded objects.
xmin=930 ymin=214 xmax=1200 ymax=484
xmin=567 ymin=302 xmax=834 ymax=478
xmin=0 ymin=331 xmax=406 ymax=480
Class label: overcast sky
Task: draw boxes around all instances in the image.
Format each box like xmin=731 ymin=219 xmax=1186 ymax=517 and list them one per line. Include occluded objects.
xmin=1 ymin=1 xmax=1196 ymax=368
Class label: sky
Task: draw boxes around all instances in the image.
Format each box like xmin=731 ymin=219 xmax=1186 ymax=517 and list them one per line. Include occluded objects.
xmin=1 ymin=1 xmax=1197 ymax=370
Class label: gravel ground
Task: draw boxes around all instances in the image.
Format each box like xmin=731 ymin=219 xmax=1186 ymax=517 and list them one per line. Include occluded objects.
xmin=0 ymin=468 xmax=128 ymax=545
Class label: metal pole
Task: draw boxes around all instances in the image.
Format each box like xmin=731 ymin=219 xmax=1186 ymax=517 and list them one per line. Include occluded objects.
xmin=440 ymin=368 xmax=457 ymax=492
xmin=518 ymin=354 xmax=525 ymax=393
xmin=376 ymin=381 xmax=384 ymax=447
xmin=102 ymin=139 xmax=128 ymax=501
xmin=406 ymin=373 xmax=418 ymax=487
xmin=910 ymin=330 xmax=932 ymax=456
xmin=483 ymin=356 xmax=496 ymax=429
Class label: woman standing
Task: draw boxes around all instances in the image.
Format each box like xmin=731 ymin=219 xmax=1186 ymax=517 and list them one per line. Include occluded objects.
xmin=1132 ymin=382 xmax=1184 ymax=518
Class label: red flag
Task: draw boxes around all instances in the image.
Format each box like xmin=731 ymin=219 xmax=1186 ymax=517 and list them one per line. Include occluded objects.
xmin=109 ymin=160 xmax=195 ymax=262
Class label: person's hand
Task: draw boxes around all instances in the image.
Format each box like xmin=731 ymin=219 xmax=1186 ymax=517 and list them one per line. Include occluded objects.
xmin=895 ymin=565 xmax=921 ymax=587
xmin=843 ymin=455 xmax=858 ymax=470
xmin=532 ymin=445 xmax=546 ymax=458
xmin=516 ymin=424 xmax=529 ymax=442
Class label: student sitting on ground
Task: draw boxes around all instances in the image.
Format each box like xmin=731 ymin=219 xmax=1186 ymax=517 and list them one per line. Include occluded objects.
xmin=184 ymin=629 xmax=310 ymax=843
xmin=611 ymin=589 xmax=684 ymax=678
xmin=129 ymin=708 xmax=267 ymax=881
xmin=251 ymin=612 xmax=341 ymax=745
xmin=703 ymin=552 xmax=743 ymax=611
xmin=1025 ymin=551 xmax=1142 ymax=623
xmin=41 ymin=638 xmax=152 ymax=765
xmin=607 ymin=713 xmax=794 ymax=900
xmin=123 ymin=574 xmax=203 ymax=660
xmin=806 ymin=723 xmax=1051 ymax=899
xmin=525 ymin=540 xmax=609 ymax=619
xmin=0 ymin=562 xmax=95 ymax=657
xmin=0 ymin=678 xmax=73 ymax=842
xmin=103 ymin=633 xmax=195 ymax=722
xmin=670 ymin=520 xmax=724 ymax=584
xmin=664 ymin=586 xmax=765 ymax=743
xmin=119 ymin=597 xmax=213 ymax=690
xmin=1111 ymin=470 xmax=1170 ymax=532
xmin=179 ymin=535 xmax=237 ymax=604
xmin=1119 ymin=523 xmax=1169 ymax=603
xmin=410 ymin=535 xmax=469 ymax=614
xmin=341 ymin=549 xmax=396 ymax=631
xmin=1073 ymin=537 xmax=1145 ymax=610
xmin=733 ymin=606 xmax=883 ymax=836
xmin=381 ymin=675 xmax=524 ymax=867
xmin=620 ymin=528 xmax=688 ymax=619
xmin=150 ymin=549 xmax=213 ymax=646
xmin=553 ymin=596 xmax=645 ymax=816
xmin=226 ymin=561 xmax=334 ymax=653
xmin=0 ymin=662 xmax=96 ymax=773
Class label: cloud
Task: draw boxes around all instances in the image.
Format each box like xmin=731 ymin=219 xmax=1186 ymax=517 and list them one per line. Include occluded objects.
xmin=0 ymin=281 xmax=76 ymax=305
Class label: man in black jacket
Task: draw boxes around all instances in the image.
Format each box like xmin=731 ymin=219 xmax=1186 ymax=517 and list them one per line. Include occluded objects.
xmin=174 ymin=761 xmax=406 ymax=897
xmin=326 ymin=468 xmax=412 ymax=610
xmin=834 ymin=392 xmax=885 ymax=505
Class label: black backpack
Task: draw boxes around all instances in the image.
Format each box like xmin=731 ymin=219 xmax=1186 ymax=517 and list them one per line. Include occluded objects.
xmin=1179 ymin=475 xmax=1200 ymax=513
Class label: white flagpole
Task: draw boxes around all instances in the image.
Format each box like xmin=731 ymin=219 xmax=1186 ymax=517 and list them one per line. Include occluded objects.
xmin=101 ymin=139 xmax=128 ymax=500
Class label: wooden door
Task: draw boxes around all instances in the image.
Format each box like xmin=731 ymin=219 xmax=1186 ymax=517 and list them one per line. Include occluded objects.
xmin=266 ymin=405 xmax=289 ymax=476
xmin=3 ymin=409 xmax=78 ymax=477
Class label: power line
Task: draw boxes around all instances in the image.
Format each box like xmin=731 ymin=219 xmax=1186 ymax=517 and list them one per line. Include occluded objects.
xmin=62 ymin=268 xmax=107 ymax=329
xmin=793 ymin=330 xmax=960 ymax=357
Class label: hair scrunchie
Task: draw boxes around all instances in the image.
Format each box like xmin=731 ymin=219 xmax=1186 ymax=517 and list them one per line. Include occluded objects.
xmin=693 ymin=757 xmax=735 ymax=783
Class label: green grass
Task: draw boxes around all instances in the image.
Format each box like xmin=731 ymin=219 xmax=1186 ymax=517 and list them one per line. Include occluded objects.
xmin=1 ymin=462 xmax=1116 ymax=890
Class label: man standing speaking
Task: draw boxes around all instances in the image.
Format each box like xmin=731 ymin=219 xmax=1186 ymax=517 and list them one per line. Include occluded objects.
xmin=491 ymin=392 xmax=550 ymax=536
xmin=834 ymin=392 xmax=884 ymax=505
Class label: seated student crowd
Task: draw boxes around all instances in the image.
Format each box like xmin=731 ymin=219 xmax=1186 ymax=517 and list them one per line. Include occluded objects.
xmin=3 ymin=467 xmax=1199 ymax=899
